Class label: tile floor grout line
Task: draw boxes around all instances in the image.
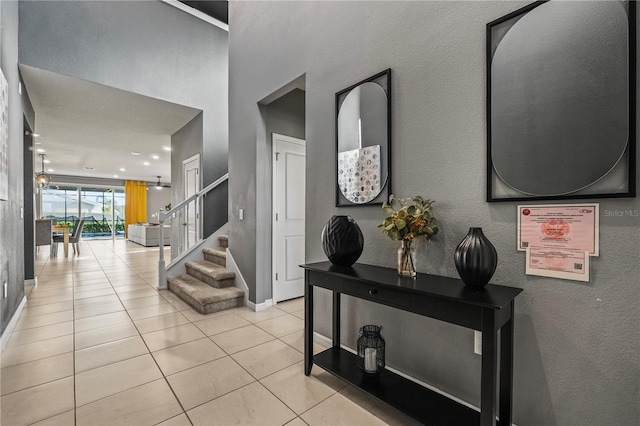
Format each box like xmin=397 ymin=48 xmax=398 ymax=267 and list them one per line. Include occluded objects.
xmin=71 ymin=241 xmax=182 ymax=423
xmin=102 ymin=244 xmax=193 ymax=425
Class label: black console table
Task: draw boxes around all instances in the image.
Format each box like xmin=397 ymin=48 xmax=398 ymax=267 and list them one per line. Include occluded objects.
xmin=301 ymin=261 xmax=522 ymax=426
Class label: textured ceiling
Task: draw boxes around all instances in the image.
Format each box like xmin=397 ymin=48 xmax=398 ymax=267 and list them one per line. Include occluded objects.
xmin=21 ymin=65 xmax=201 ymax=183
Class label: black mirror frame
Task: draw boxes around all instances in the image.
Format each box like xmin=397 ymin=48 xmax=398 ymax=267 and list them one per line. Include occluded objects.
xmin=486 ymin=1 xmax=636 ymax=202
xmin=335 ymin=69 xmax=392 ymax=207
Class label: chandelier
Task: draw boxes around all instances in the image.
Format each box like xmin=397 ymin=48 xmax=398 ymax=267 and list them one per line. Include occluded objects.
xmin=34 ymin=153 xmax=51 ymax=189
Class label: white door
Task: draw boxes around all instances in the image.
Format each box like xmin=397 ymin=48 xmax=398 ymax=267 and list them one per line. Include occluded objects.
xmin=273 ymin=134 xmax=306 ymax=302
xmin=182 ymin=155 xmax=200 ymax=252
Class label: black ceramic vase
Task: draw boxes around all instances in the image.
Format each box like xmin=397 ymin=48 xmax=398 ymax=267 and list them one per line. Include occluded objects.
xmin=321 ymin=215 xmax=364 ymax=266
xmin=454 ymin=227 xmax=498 ymax=289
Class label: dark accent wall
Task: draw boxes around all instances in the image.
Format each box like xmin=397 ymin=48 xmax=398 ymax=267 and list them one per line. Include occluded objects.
xmin=23 ymin=119 xmax=34 ymax=281
xmin=0 ymin=0 xmax=28 ymax=335
xmin=228 ymin=2 xmax=640 ymax=425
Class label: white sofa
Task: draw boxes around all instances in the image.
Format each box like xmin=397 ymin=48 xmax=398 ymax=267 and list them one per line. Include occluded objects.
xmin=127 ymin=224 xmax=171 ymax=247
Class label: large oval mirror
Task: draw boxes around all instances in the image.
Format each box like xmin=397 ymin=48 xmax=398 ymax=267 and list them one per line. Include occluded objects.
xmin=336 ymin=70 xmax=391 ymax=206
xmin=487 ymin=1 xmax=634 ymax=201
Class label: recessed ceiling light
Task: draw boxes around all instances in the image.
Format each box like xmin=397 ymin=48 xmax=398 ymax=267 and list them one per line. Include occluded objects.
xmin=130 ymin=151 xmax=141 ymax=156
xmin=119 ymin=168 xmax=125 ymax=172
xmin=113 ymin=174 xmax=119 ymax=178
xmin=43 ymin=159 xmax=51 ymax=164
xmin=32 ymin=133 xmax=40 ymax=137
xmin=163 ymin=146 xmax=171 ymax=152
xmin=84 ymin=166 xmax=95 ymax=170
xmin=143 ymin=161 xmax=150 ymax=166
xmin=151 ymin=155 xmax=159 ymax=160
xmin=47 ymin=168 xmax=54 ymax=172
xmin=36 ymin=148 xmax=45 ymax=153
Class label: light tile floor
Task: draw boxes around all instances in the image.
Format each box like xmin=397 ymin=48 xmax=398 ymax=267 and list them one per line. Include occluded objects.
xmin=1 ymin=240 xmax=419 ymax=425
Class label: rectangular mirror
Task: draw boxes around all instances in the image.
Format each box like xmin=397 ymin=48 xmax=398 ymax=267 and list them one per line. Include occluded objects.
xmin=336 ymin=69 xmax=391 ymax=206
xmin=487 ymin=1 xmax=635 ymax=202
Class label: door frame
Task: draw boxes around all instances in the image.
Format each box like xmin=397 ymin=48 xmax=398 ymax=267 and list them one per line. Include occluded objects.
xmin=272 ymin=133 xmax=306 ymax=304
xmin=182 ymin=154 xmax=201 ymax=251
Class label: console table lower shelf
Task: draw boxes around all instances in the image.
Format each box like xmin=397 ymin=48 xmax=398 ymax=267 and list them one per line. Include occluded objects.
xmin=302 ymin=261 xmax=523 ymax=426
xmin=314 ymin=347 xmax=479 ymax=425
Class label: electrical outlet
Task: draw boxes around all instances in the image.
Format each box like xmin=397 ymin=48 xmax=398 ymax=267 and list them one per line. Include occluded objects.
xmin=239 ymin=208 xmax=244 ymax=220
xmin=474 ymin=331 xmax=482 ymax=355
xmin=3 ymin=282 xmax=7 ymax=299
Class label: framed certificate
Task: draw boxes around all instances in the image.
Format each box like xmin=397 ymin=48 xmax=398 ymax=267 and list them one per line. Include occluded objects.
xmin=517 ymin=204 xmax=599 ymax=256
xmin=526 ymin=247 xmax=590 ymax=282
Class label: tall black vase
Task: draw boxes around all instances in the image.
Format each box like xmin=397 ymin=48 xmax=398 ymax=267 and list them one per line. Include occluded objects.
xmin=454 ymin=227 xmax=498 ymax=289
xmin=321 ymin=215 xmax=364 ymax=266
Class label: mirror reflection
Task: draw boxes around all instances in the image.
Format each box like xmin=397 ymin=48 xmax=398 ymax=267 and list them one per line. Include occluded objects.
xmin=336 ymin=71 xmax=390 ymax=205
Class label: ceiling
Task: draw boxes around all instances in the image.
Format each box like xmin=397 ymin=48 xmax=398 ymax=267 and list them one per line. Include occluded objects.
xmin=179 ymin=1 xmax=228 ymax=24
xmin=20 ymin=65 xmax=201 ymax=184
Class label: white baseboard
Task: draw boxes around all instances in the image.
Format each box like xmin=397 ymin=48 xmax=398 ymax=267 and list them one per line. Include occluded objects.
xmin=226 ymin=249 xmax=251 ymax=307
xmin=249 ymin=298 xmax=273 ymax=312
xmin=24 ymin=279 xmax=36 ymax=285
xmin=1 ymin=296 xmax=27 ymax=352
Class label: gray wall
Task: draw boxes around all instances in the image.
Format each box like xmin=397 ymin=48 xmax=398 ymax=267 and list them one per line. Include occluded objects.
xmin=255 ymin=88 xmax=306 ymax=302
xmin=0 ymin=0 xmax=26 ymax=335
xmin=147 ymin=186 xmax=170 ymax=224
xmin=228 ymin=2 xmax=640 ymax=425
xmin=18 ymin=0 xmax=228 ymax=239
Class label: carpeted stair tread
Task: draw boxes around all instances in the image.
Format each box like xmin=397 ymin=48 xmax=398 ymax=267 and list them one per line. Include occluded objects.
xmin=168 ymin=275 xmax=244 ymax=314
xmin=185 ymin=260 xmax=235 ymax=280
xmin=218 ymin=235 xmax=229 ymax=248
xmin=203 ymin=247 xmax=226 ymax=257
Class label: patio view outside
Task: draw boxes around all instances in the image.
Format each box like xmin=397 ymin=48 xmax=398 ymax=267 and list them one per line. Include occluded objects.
xmin=41 ymin=185 xmax=126 ymax=239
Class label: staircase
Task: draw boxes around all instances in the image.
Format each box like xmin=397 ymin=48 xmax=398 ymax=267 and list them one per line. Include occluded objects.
xmin=168 ymin=235 xmax=244 ymax=314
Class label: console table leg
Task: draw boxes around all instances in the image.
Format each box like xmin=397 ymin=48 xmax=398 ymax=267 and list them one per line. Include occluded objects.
xmin=333 ymin=292 xmax=341 ymax=348
xmin=304 ymin=273 xmax=313 ymax=376
xmin=481 ymin=309 xmax=498 ymax=426
xmin=499 ymin=301 xmax=515 ymax=426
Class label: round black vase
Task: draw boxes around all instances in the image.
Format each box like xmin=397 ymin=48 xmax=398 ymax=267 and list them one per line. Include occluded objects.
xmin=454 ymin=227 xmax=498 ymax=289
xmin=321 ymin=215 xmax=364 ymax=266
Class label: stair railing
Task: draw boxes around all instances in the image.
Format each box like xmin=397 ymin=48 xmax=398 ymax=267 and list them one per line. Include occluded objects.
xmin=157 ymin=173 xmax=229 ymax=290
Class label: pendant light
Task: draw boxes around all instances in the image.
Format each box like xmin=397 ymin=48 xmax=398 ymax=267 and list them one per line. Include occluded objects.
xmin=34 ymin=153 xmax=51 ymax=189
xmin=155 ymin=176 xmax=163 ymax=190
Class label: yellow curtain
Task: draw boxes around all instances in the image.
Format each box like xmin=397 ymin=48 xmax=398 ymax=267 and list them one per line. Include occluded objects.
xmin=124 ymin=180 xmax=147 ymax=238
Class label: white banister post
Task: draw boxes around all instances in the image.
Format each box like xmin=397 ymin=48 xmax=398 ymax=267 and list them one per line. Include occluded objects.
xmin=157 ymin=209 xmax=168 ymax=290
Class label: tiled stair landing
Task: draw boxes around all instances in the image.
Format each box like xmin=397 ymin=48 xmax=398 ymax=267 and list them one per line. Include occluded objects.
xmin=168 ymin=235 xmax=244 ymax=314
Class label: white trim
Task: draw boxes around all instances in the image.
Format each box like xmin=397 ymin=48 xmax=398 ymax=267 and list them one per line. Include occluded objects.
xmin=247 ymin=298 xmax=273 ymax=312
xmin=225 ymin=249 xmax=250 ymax=307
xmin=272 ymin=133 xmax=306 ymax=303
xmin=24 ymin=279 xmax=36 ymax=285
xmin=313 ymin=331 xmax=332 ymax=348
xmin=1 ymin=296 xmax=27 ymax=352
xmin=182 ymin=154 xmax=202 ymax=249
xmin=161 ymin=0 xmax=229 ymax=31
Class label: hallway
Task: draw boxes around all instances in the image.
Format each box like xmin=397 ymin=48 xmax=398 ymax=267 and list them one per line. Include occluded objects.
xmin=1 ymin=240 xmax=415 ymax=425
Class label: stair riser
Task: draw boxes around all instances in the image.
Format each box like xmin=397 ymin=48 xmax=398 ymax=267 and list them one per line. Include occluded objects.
xmin=169 ymin=283 xmax=243 ymax=315
xmin=218 ymin=237 xmax=228 ymax=249
xmin=204 ymin=252 xmax=226 ymax=267
xmin=186 ymin=266 xmax=235 ymax=289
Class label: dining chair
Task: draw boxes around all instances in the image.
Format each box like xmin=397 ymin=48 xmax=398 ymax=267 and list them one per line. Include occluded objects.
xmin=35 ymin=219 xmax=54 ymax=257
xmin=53 ymin=219 xmax=85 ymax=256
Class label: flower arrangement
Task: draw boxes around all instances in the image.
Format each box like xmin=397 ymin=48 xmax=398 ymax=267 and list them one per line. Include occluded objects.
xmin=379 ymin=195 xmax=438 ymax=241
xmin=379 ymin=195 xmax=438 ymax=276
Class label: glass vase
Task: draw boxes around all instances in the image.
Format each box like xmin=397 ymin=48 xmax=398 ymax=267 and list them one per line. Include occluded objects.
xmin=397 ymin=240 xmax=416 ymax=277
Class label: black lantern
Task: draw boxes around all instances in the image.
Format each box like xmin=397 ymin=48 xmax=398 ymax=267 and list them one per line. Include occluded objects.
xmin=357 ymin=325 xmax=385 ymax=377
